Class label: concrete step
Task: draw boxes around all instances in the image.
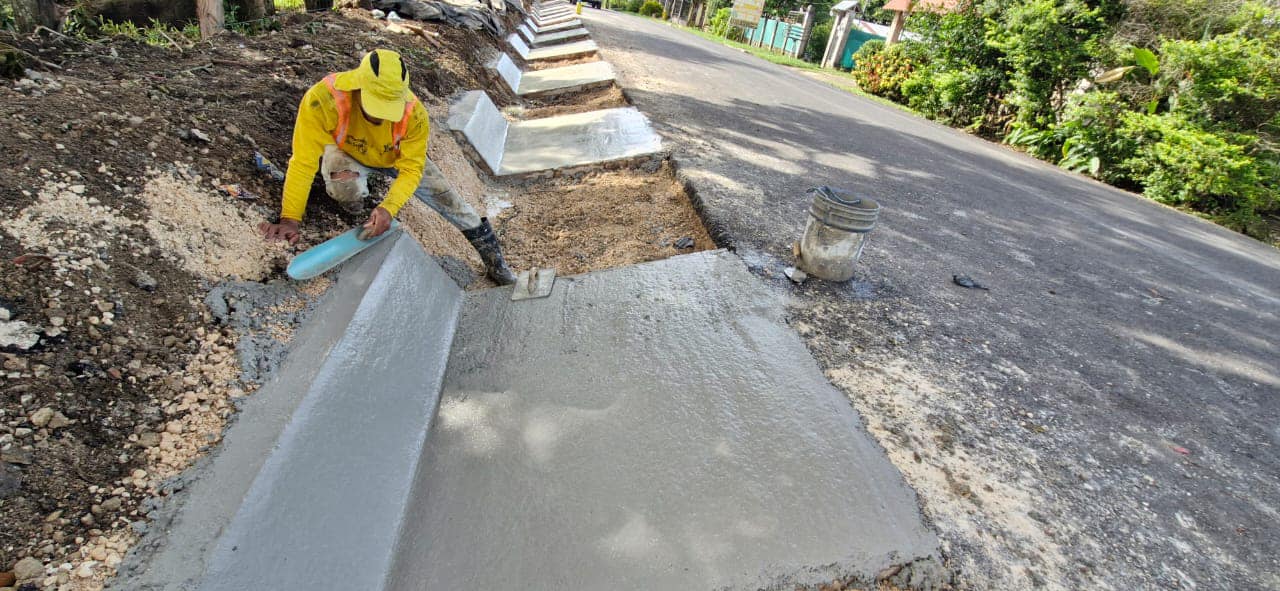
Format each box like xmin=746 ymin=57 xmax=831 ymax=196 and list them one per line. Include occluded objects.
xmin=518 ymin=22 xmax=591 ymax=46
xmin=530 ymin=11 xmax=580 ymax=27
xmin=525 ymin=16 xmax=583 ymax=33
xmin=491 ymin=52 xmax=616 ymax=97
xmin=509 ymin=32 xmax=598 ymax=61
xmin=447 ymin=90 xmax=663 ymax=176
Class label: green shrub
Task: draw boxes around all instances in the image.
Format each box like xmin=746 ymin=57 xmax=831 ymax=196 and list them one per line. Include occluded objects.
xmin=851 ymin=41 xmax=917 ymax=101
xmin=1004 ymin=91 xmax=1140 ymax=182
xmin=1120 ymin=113 xmax=1278 ymax=224
xmin=852 ymin=39 xmax=885 ymax=65
xmin=987 ymin=0 xmax=1110 ymax=128
xmin=820 ymin=0 xmax=1280 ymax=241
xmin=803 ymin=20 xmax=831 ymax=63
xmin=901 ymin=7 xmax=1008 ymax=132
xmin=638 ymin=0 xmax=663 ymax=17
xmin=0 ymin=4 xmax=15 ymax=31
xmin=707 ymin=6 xmax=732 ymax=36
xmin=623 ymin=0 xmax=644 ymax=12
xmin=1158 ymin=33 xmax=1280 ymax=134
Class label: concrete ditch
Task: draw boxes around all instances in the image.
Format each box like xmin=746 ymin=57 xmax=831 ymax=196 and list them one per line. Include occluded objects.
xmin=524 ymin=17 xmax=583 ymax=33
xmin=508 ymin=32 xmax=599 ymax=61
xmin=518 ymin=22 xmax=592 ymax=46
xmin=491 ymin=52 xmax=617 ymax=97
xmin=447 ymin=90 xmax=663 ymax=176
xmin=529 ymin=11 xmax=578 ymax=27
xmin=116 ymin=236 xmax=943 ymax=590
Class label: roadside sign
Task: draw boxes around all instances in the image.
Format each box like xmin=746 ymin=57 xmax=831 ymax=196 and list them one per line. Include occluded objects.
xmin=730 ymin=0 xmax=763 ymax=28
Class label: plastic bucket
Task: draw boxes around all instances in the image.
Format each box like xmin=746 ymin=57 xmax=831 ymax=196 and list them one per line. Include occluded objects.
xmin=796 ymin=187 xmax=879 ymax=281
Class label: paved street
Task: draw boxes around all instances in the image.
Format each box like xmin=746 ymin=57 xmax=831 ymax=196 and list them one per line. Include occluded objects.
xmin=584 ymin=10 xmax=1280 ymax=590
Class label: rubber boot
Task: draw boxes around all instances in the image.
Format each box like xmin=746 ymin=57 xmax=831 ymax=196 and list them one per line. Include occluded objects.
xmin=462 ymin=218 xmax=517 ymax=285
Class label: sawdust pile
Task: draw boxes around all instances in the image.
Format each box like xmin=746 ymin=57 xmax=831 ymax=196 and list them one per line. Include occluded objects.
xmin=139 ymin=169 xmax=289 ymax=282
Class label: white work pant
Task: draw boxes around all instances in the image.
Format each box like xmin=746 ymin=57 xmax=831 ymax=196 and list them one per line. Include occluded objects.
xmin=320 ymin=144 xmax=481 ymax=230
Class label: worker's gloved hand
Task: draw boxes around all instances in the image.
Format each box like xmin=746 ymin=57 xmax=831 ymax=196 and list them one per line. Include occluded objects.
xmin=360 ymin=206 xmax=392 ymax=240
xmin=260 ymin=219 xmax=301 ymax=244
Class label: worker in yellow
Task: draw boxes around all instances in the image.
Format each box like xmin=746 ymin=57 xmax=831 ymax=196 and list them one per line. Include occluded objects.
xmin=259 ymin=49 xmax=516 ymax=284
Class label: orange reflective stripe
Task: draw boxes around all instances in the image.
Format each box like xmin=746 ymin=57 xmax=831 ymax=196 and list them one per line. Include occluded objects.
xmin=390 ymin=98 xmax=418 ymax=156
xmin=321 ymin=73 xmax=351 ymax=148
xmin=324 ymin=73 xmax=416 ymax=156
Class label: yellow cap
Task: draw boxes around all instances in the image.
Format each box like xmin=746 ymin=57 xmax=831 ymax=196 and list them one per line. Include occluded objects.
xmin=334 ymin=49 xmax=411 ymax=121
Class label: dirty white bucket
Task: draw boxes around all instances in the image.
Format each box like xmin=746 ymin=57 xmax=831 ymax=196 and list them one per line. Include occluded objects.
xmin=796 ymin=187 xmax=879 ymax=282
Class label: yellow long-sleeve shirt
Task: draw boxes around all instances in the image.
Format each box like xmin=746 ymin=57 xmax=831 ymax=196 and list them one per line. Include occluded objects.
xmin=280 ymin=80 xmax=429 ymax=221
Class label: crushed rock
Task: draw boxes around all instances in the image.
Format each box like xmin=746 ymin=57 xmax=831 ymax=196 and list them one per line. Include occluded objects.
xmin=204 ymin=278 xmax=331 ymax=383
xmin=139 ymin=169 xmax=290 ymax=281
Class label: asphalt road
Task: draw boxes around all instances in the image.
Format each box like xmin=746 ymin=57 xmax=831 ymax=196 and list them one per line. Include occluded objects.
xmin=583 ymin=10 xmax=1280 ymax=591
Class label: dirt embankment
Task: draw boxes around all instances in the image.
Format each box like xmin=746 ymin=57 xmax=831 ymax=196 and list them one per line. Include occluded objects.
xmin=0 ymin=11 xmax=502 ymax=589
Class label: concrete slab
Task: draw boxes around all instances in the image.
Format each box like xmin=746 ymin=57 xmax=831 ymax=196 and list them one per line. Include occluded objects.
xmin=114 ymin=235 xmax=464 ymax=591
xmin=386 ymin=250 xmax=942 ymax=590
xmin=492 ymin=52 xmax=616 ymax=97
xmin=534 ymin=7 xmax=574 ymax=20
xmin=518 ymin=22 xmax=590 ymax=46
xmin=534 ymin=5 xmax=574 ymax=15
xmin=533 ymin=2 xmax=574 ymax=15
xmin=509 ymin=33 xmax=598 ymax=61
xmin=525 ymin=17 xmax=583 ymax=33
xmin=530 ymin=11 xmax=578 ymax=27
xmin=115 ymin=241 xmax=938 ymax=590
xmin=448 ymin=90 xmax=662 ymax=176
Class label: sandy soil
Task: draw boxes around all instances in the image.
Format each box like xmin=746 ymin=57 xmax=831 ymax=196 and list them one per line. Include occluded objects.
xmin=522 ymin=53 xmax=603 ymax=71
xmin=494 ymin=163 xmax=715 ymax=276
xmin=510 ymin=84 xmax=628 ymax=119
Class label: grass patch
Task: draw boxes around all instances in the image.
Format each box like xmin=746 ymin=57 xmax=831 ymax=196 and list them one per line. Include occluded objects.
xmin=678 ymin=24 xmax=822 ymax=71
xmin=274 ymin=0 xmax=306 ymax=10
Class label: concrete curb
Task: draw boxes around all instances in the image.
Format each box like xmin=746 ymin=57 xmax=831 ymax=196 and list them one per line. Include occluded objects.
xmin=517 ymin=22 xmax=591 ymax=46
xmin=447 ymin=90 xmax=663 ymax=176
xmin=113 ymin=236 xmax=464 ymax=590
xmin=524 ymin=17 xmax=583 ymax=33
xmin=508 ymin=32 xmax=598 ymax=61
xmin=490 ymin=52 xmax=616 ymax=97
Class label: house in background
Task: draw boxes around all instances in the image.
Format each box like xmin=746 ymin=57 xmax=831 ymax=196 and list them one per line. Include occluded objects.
xmin=882 ymin=0 xmax=958 ymax=43
xmin=820 ymin=0 xmax=956 ymax=70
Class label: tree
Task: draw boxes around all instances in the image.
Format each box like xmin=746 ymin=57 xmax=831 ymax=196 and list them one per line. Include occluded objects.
xmin=5 ymin=0 xmax=58 ymax=31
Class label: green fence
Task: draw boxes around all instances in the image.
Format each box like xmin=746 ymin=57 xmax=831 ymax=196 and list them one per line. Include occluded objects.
xmin=743 ymin=17 xmax=804 ymax=56
xmin=839 ymin=29 xmax=884 ymax=69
